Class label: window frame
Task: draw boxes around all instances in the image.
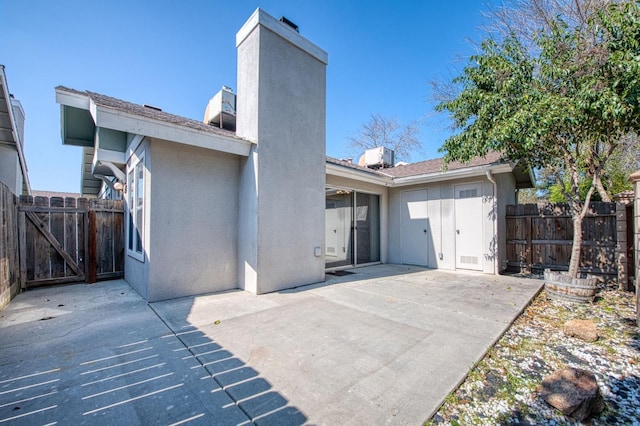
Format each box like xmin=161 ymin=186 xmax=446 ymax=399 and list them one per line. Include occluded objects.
xmin=127 ymin=152 xmax=145 ymax=262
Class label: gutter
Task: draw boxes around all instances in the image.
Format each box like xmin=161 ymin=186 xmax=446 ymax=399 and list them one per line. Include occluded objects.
xmin=325 ymin=162 xmax=393 ymax=186
xmin=486 ymin=170 xmax=499 ymax=274
xmin=391 ymin=163 xmax=512 ymax=187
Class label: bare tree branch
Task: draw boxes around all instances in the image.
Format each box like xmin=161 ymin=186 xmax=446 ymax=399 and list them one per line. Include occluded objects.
xmin=349 ymin=114 xmax=423 ymax=162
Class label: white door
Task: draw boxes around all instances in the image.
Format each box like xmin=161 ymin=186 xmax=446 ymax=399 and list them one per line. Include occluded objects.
xmin=325 ymin=200 xmax=339 ymax=260
xmin=454 ymin=183 xmax=483 ymax=271
xmin=401 ymin=190 xmax=429 ymax=266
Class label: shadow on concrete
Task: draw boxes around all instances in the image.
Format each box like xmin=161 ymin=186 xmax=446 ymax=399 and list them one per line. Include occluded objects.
xmin=282 ymin=263 xmax=431 ymax=294
xmin=155 ymin=316 xmax=308 ymax=426
xmin=0 ymin=280 xmax=306 ymax=425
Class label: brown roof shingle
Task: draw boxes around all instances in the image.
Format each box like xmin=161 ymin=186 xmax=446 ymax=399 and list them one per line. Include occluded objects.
xmin=381 ymin=151 xmax=504 ymax=178
xmin=56 ymin=86 xmax=240 ymax=140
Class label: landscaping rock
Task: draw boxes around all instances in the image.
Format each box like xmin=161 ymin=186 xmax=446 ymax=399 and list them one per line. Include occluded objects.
xmin=563 ymin=319 xmax=598 ymax=342
xmin=540 ymin=367 xmax=605 ymax=421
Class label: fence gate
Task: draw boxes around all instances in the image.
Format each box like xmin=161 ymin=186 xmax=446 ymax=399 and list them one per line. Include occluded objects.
xmin=18 ymin=196 xmax=124 ymax=289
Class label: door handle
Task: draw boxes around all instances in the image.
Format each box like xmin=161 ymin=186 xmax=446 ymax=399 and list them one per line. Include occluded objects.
xmin=456 ymin=230 xmax=460 ymax=234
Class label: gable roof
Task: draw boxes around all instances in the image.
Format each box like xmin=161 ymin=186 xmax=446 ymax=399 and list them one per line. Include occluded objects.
xmin=326 ymin=150 xmax=534 ymax=188
xmin=56 ymin=86 xmax=255 ymax=196
xmin=58 ymin=87 xmax=239 ymax=139
xmin=57 ymin=87 xmax=534 ymax=193
xmin=55 ymin=86 xmax=252 ymax=157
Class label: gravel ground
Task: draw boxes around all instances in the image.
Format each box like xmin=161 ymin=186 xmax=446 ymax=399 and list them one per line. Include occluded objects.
xmin=426 ymin=281 xmax=640 ymax=425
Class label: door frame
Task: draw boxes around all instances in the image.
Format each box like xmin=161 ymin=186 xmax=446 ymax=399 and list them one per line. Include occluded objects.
xmin=400 ymin=189 xmax=430 ymax=267
xmin=325 ymin=186 xmax=382 ymax=271
xmin=453 ymin=181 xmax=484 ymax=271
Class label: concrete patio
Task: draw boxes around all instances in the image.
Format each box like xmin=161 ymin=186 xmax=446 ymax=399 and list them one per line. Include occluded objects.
xmin=0 ymin=265 xmax=543 ymax=425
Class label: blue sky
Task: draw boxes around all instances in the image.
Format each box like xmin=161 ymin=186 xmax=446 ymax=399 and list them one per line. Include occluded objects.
xmin=1 ymin=1 xmax=492 ymax=193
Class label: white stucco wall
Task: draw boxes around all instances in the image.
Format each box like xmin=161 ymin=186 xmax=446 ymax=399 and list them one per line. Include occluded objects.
xmin=389 ymin=182 xmax=447 ymax=269
xmin=147 ymin=139 xmax=240 ymax=302
xmin=236 ymin=9 xmax=327 ymax=294
xmin=123 ymin=138 xmax=241 ymax=302
xmin=0 ymin=145 xmax=21 ymax=195
xmin=495 ymin=172 xmax=517 ymax=272
xmin=388 ymin=174 xmax=511 ymax=274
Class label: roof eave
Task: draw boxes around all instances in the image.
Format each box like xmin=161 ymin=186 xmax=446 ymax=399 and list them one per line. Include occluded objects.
xmin=55 ymin=87 xmax=253 ymax=157
xmin=326 ymin=162 xmax=392 ymax=186
xmin=391 ymin=163 xmax=513 ymax=187
xmin=91 ymin=102 xmax=252 ymax=157
xmin=1 ymin=67 xmax=31 ymax=195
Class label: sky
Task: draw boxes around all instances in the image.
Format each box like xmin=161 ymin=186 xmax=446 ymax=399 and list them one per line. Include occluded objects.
xmin=1 ymin=0 xmax=494 ymax=193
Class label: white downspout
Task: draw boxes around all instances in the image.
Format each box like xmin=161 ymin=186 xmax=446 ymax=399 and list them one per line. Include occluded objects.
xmin=486 ymin=171 xmax=499 ymax=274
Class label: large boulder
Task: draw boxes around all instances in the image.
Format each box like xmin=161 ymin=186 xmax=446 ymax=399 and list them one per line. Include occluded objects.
xmin=563 ymin=319 xmax=599 ymax=342
xmin=540 ymin=367 xmax=605 ymax=421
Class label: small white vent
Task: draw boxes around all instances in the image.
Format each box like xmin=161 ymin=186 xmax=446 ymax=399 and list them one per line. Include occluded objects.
xmin=459 ymin=189 xmax=478 ymax=199
xmin=460 ymin=255 xmax=479 ymax=265
xmin=326 ymin=246 xmax=336 ymax=254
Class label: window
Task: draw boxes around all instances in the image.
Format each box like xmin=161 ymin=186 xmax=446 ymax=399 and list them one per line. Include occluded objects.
xmin=458 ymin=188 xmax=478 ymax=199
xmin=127 ymin=153 xmax=145 ymax=261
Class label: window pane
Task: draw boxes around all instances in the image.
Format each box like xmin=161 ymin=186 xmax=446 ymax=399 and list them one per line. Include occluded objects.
xmin=135 ymin=206 xmax=143 ymax=253
xmin=325 ymin=189 xmax=353 ymax=268
xmin=128 ymin=214 xmax=134 ymax=251
xmin=128 ymin=170 xmax=134 ymax=251
xmin=136 ymin=163 xmax=144 ymax=207
xmin=356 ymin=193 xmax=380 ymax=264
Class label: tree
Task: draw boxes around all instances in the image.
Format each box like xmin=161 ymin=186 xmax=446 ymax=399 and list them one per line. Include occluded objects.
xmin=465 ymin=0 xmax=635 ymax=203
xmin=436 ymin=2 xmax=640 ymax=278
xmin=348 ymin=114 xmax=422 ymax=162
xmin=483 ymin=0 xmax=614 ymax=48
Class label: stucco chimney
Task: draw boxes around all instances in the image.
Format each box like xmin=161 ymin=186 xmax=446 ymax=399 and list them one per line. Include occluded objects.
xmin=236 ymin=9 xmax=328 ymax=293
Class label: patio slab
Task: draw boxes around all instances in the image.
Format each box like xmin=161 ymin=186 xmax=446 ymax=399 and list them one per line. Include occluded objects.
xmin=0 ymin=281 xmax=251 ymax=425
xmin=152 ymin=265 xmax=543 ymax=425
xmin=0 ymin=265 xmax=543 ymax=425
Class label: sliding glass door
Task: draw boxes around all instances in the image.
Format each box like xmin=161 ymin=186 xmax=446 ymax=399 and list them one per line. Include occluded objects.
xmin=356 ymin=192 xmax=380 ymax=264
xmin=325 ymin=187 xmax=380 ymax=269
xmin=325 ymin=189 xmax=353 ymax=268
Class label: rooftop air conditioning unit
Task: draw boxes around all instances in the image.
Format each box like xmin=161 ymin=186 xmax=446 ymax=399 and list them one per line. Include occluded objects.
xmin=364 ymin=146 xmax=394 ymax=169
xmin=204 ymin=86 xmax=236 ymax=131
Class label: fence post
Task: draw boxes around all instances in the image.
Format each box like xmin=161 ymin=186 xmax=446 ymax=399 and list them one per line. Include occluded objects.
xmin=628 ymin=171 xmax=640 ymax=327
xmin=616 ymin=202 xmax=629 ymax=290
xmin=88 ymin=210 xmax=97 ymax=284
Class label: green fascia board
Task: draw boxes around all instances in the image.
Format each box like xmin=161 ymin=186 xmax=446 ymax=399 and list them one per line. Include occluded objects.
xmin=62 ymin=105 xmax=95 ymax=147
xmin=96 ymin=127 xmax=126 ymax=152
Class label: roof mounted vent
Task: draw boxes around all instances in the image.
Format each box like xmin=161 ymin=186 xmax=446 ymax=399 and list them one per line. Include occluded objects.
xmin=204 ymin=86 xmax=236 ymax=131
xmin=279 ymin=16 xmax=299 ymax=32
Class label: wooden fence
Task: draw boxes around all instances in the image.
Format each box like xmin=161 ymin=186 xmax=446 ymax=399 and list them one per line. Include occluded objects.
xmin=506 ymin=202 xmax=624 ymax=281
xmin=18 ymin=195 xmax=124 ymax=288
xmin=0 ymin=184 xmax=19 ymax=310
